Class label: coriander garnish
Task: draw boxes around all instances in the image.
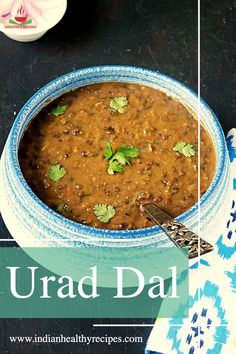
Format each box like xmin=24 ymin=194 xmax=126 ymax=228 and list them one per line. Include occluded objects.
xmin=173 ymin=142 xmax=196 ymax=157
xmin=93 ymin=204 xmax=116 ymax=223
xmin=116 ymin=146 xmax=140 ymax=158
xmin=107 ymin=160 xmax=124 ymax=175
xmin=104 ymin=142 xmax=113 ymax=160
xmin=110 ymin=96 xmax=128 ymax=114
xmin=51 ymin=105 xmax=67 ymax=117
xmin=48 ymin=164 xmax=66 ymax=181
xmin=104 ymin=143 xmax=140 ymax=175
xmin=57 ymin=204 xmax=69 ymax=212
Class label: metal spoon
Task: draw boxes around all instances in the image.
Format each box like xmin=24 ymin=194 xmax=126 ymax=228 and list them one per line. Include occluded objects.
xmin=139 ymin=202 xmax=214 ymax=259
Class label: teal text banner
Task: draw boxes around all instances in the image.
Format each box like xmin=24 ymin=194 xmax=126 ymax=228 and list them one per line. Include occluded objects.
xmin=0 ymin=247 xmax=189 ymax=318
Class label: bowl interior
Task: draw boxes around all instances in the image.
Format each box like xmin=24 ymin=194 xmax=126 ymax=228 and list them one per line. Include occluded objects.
xmin=8 ymin=65 xmax=226 ymax=240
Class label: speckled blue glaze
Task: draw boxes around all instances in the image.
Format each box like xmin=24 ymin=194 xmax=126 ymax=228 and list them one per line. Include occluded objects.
xmin=0 ymin=66 xmax=231 ymax=247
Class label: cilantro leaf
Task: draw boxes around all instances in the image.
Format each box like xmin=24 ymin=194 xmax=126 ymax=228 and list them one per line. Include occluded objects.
xmin=57 ymin=204 xmax=68 ymax=212
xmin=104 ymin=142 xmax=140 ymax=175
xmin=93 ymin=204 xmax=116 ymax=223
xmin=104 ymin=142 xmax=113 ymax=160
xmin=112 ymin=151 xmax=130 ymax=165
xmin=48 ymin=164 xmax=66 ymax=181
xmin=117 ymin=146 xmax=140 ymax=158
xmin=173 ymin=141 xmax=196 ymax=157
xmin=51 ymin=105 xmax=67 ymax=116
xmin=108 ymin=160 xmax=124 ymax=175
xmin=110 ymin=96 xmax=128 ymax=114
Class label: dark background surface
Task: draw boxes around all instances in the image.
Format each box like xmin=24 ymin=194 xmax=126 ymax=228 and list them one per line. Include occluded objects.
xmin=0 ymin=0 xmax=235 ymax=353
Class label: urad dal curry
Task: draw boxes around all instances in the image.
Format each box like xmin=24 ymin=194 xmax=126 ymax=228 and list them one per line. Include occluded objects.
xmin=19 ymin=82 xmax=216 ymax=230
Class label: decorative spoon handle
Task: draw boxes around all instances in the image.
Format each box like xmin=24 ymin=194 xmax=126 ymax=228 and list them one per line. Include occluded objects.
xmin=142 ymin=203 xmax=214 ymax=259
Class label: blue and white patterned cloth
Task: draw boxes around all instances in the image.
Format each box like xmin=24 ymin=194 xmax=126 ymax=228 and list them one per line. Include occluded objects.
xmin=146 ymin=129 xmax=236 ymax=354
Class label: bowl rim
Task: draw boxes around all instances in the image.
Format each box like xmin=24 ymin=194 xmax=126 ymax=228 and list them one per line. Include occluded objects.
xmin=8 ymin=65 xmax=226 ymax=239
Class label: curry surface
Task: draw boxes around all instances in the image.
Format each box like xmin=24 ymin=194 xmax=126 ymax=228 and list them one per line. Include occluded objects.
xmin=19 ymin=83 xmax=216 ymax=230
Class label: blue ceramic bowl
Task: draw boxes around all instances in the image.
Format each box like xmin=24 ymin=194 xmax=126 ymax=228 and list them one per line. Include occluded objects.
xmin=0 ymin=66 xmax=231 ymax=247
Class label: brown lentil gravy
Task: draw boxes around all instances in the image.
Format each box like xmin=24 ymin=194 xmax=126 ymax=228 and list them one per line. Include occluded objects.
xmin=19 ymin=82 xmax=216 ymax=230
